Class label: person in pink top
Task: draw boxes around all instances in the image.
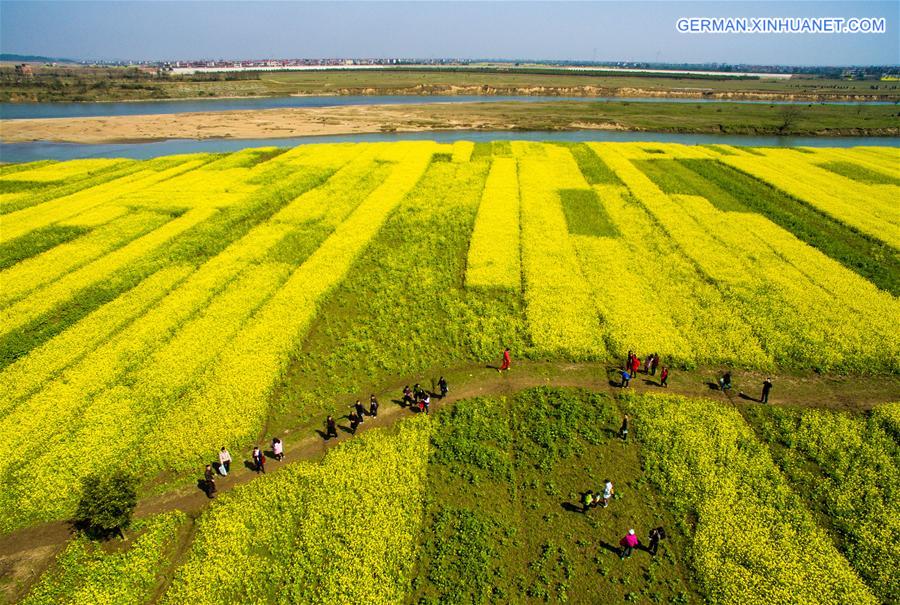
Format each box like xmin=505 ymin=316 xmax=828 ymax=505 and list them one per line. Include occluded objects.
xmin=619 ymin=529 xmax=640 ymax=559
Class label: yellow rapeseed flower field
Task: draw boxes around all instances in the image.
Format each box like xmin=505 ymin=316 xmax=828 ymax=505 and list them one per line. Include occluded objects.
xmin=0 ymin=140 xmax=897 ymax=541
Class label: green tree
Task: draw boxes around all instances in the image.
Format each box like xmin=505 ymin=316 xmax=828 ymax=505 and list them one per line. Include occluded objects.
xmin=74 ymin=471 xmax=139 ymax=539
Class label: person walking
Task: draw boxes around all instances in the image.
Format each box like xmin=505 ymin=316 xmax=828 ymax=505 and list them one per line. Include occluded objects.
xmin=325 ymin=415 xmax=338 ymax=440
xmin=582 ymin=490 xmax=594 ymax=513
xmin=402 ymin=385 xmax=414 ymax=407
xmin=619 ymin=369 xmax=631 ymax=388
xmin=272 ymin=437 xmax=284 ymax=462
xmin=631 ymin=355 xmax=641 ymax=377
xmin=354 ymin=400 xmax=367 ymax=423
xmin=649 ymin=354 xmax=659 ymax=376
xmin=438 ymin=376 xmax=449 ymax=399
xmin=204 ymin=464 xmax=216 ymax=498
xmin=761 ymin=378 xmax=773 ymax=403
xmin=619 ymin=415 xmax=630 ymax=441
xmin=499 ymin=347 xmax=511 ymax=373
xmin=601 ymin=479 xmax=614 ymax=508
xmin=626 ymin=350 xmax=634 ymax=373
xmin=422 ymin=393 xmax=431 ymax=415
xmin=648 ymin=527 xmax=666 ymax=556
xmin=619 ymin=529 xmax=639 ymax=559
xmin=218 ymin=446 xmax=232 ymax=476
xmin=659 ymin=366 xmax=669 ymax=388
xmin=252 ymin=446 xmax=265 ymax=474
xmin=348 ymin=411 xmax=360 ymax=434
xmin=719 ymin=371 xmax=732 ymax=392
xmin=369 ymin=394 xmax=379 ymax=418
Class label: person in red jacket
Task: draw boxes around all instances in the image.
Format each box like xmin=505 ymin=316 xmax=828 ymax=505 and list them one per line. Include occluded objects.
xmin=498 ymin=347 xmax=511 ymax=373
xmin=659 ymin=366 xmax=669 ymax=388
xmin=631 ymin=355 xmax=641 ymax=376
xmin=619 ymin=529 xmax=640 ymax=559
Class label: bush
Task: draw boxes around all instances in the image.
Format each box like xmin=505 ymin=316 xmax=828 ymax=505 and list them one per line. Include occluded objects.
xmin=74 ymin=471 xmax=138 ymax=539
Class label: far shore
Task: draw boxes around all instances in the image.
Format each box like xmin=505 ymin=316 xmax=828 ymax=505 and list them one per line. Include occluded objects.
xmin=2 ymin=101 xmax=898 ymax=144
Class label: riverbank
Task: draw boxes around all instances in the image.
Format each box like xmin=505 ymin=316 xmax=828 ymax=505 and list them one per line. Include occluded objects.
xmin=2 ymin=99 xmax=898 ymax=144
xmin=3 ymin=65 xmax=899 ymax=103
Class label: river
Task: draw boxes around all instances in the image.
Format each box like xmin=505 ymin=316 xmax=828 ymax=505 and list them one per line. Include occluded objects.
xmin=1 ymin=94 xmax=896 ymax=121
xmin=1 ymin=130 xmax=898 ymax=163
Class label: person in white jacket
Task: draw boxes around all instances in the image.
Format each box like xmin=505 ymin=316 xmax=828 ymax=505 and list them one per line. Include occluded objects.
xmin=218 ymin=447 xmax=232 ymax=476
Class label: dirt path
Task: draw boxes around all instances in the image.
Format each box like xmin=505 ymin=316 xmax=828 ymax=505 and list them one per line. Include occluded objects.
xmin=1 ymin=361 xmax=896 ymax=601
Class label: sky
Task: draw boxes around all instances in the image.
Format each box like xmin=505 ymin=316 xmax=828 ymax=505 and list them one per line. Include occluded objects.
xmin=0 ymin=1 xmax=897 ymax=66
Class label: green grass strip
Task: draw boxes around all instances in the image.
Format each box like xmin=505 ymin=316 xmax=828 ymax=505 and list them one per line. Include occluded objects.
xmin=559 ymin=188 xmax=620 ymax=237
xmin=818 ymin=161 xmax=900 ymax=186
xmin=0 ymin=224 xmax=89 ymax=271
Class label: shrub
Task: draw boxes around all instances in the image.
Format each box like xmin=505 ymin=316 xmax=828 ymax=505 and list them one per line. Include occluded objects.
xmin=74 ymin=470 xmax=138 ymax=538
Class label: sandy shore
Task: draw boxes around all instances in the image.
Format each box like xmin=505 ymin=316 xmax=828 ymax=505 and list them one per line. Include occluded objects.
xmin=2 ymin=101 xmax=897 ymax=144
xmin=0 ymin=105 xmax=499 ymax=144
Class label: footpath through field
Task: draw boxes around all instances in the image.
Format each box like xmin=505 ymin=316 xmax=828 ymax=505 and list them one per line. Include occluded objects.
xmin=0 ymin=360 xmax=896 ymax=600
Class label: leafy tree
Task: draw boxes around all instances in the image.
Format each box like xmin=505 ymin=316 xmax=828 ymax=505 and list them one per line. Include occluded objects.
xmin=74 ymin=471 xmax=138 ymax=539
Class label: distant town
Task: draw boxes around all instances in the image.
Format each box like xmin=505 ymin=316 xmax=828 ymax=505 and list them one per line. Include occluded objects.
xmin=1 ymin=54 xmax=897 ymax=80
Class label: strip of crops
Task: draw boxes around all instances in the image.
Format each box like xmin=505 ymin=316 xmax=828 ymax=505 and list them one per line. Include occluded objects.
xmin=0 ymin=265 xmax=191 ymax=408
xmin=626 ymin=394 xmax=877 ymax=605
xmin=0 ymin=210 xmax=170 ymax=307
xmin=465 ymin=157 xmax=521 ymax=289
xmin=514 ymin=142 xmax=604 ymax=358
xmin=0 ymin=159 xmax=140 ymax=215
xmin=0 ymin=145 xmax=422 ymax=530
xmin=0 ymin=152 xmax=344 ymax=369
xmin=0 ymin=158 xmax=211 ymax=242
xmin=743 ymin=404 xmax=900 ymax=603
xmin=721 ymin=151 xmax=900 ymax=249
xmin=671 ymin=193 xmax=898 ymax=371
xmin=20 ymin=511 xmax=186 ymax=605
xmin=593 ymin=144 xmax=898 ymax=372
xmin=162 ymin=419 xmax=432 ymax=604
xmin=665 ymin=158 xmax=898 ymax=296
xmin=577 ymin=181 xmax=765 ymax=367
xmin=815 ymin=147 xmax=900 ymax=182
xmin=276 ymin=155 xmax=523 ymax=420
xmin=0 ymin=206 xmax=218 ymax=337
xmin=572 ymin=194 xmax=695 ymax=364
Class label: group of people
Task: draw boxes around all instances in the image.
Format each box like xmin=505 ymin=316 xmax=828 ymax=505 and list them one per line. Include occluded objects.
xmin=618 ymin=527 xmax=666 ymax=558
xmin=619 ymin=351 xmax=669 ymax=388
xmin=401 ymin=377 xmax=449 ymax=414
xmin=321 ymin=376 xmax=452 ymax=442
xmin=581 ymin=475 xmax=667 ymax=559
xmin=582 ymin=479 xmax=615 ymax=511
xmin=201 ymin=437 xmax=286 ymax=498
xmin=324 ymin=395 xmax=379 ymax=439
